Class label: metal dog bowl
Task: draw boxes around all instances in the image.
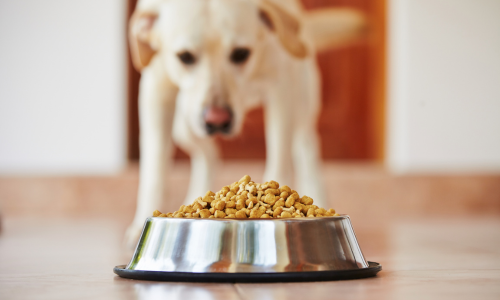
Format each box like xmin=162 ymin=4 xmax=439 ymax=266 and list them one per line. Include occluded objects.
xmin=114 ymin=215 xmax=381 ymax=282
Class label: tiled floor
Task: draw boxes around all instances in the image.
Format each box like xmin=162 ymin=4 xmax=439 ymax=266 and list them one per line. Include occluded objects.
xmin=0 ymin=162 xmax=499 ymax=299
xmin=1 ymin=161 xmax=499 ymax=219
xmin=0 ymin=216 xmax=499 ymax=300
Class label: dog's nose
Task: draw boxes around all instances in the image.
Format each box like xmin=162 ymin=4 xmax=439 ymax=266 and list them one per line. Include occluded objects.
xmin=203 ymin=106 xmax=233 ymax=135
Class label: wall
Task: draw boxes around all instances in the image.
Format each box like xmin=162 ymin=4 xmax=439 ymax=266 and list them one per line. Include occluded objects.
xmin=0 ymin=0 xmax=127 ymax=174
xmin=388 ymin=0 xmax=500 ymax=173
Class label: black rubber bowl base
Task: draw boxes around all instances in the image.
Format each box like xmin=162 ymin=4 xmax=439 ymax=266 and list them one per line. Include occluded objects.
xmin=113 ymin=262 xmax=381 ymax=283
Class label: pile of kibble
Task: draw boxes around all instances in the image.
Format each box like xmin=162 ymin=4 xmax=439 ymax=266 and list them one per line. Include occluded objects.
xmin=153 ymin=175 xmax=340 ymax=219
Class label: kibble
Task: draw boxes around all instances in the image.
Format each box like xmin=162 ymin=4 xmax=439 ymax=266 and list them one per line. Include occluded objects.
xmin=152 ymin=175 xmax=340 ymax=219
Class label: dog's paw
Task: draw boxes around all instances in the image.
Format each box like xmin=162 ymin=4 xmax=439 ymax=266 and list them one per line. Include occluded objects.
xmin=124 ymin=223 xmax=144 ymax=250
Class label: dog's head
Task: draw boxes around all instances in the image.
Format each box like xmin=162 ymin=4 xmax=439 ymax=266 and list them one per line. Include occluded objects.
xmin=130 ymin=0 xmax=307 ymax=137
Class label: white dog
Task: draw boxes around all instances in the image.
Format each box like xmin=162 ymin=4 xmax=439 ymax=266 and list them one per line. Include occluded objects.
xmin=126 ymin=0 xmax=365 ymax=245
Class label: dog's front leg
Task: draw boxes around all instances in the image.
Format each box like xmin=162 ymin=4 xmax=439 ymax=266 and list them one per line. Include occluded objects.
xmin=263 ymin=66 xmax=326 ymax=206
xmin=263 ymin=88 xmax=295 ymax=187
xmin=172 ymin=106 xmax=219 ymax=205
xmin=292 ymin=121 xmax=326 ymax=207
xmin=183 ymin=139 xmax=218 ymax=204
xmin=291 ymin=62 xmax=326 ymax=207
xmin=125 ymin=61 xmax=178 ymax=248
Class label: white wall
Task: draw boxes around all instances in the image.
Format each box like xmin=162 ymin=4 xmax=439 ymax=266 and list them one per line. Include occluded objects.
xmin=0 ymin=0 xmax=127 ymax=174
xmin=388 ymin=0 xmax=500 ymax=173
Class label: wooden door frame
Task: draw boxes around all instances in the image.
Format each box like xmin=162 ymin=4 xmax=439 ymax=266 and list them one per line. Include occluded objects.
xmin=126 ymin=0 xmax=140 ymax=160
xmin=369 ymin=0 xmax=386 ymax=162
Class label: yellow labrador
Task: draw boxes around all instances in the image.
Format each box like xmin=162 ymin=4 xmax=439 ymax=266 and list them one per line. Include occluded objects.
xmin=126 ymin=0 xmax=365 ymax=246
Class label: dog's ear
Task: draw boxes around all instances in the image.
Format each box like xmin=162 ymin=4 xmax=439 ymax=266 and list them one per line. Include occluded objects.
xmin=258 ymin=0 xmax=307 ymax=59
xmin=302 ymin=8 xmax=367 ymax=52
xmin=129 ymin=11 xmax=159 ymax=71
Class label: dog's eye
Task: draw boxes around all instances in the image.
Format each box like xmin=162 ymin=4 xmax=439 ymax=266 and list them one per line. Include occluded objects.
xmin=230 ymin=48 xmax=251 ymax=64
xmin=177 ymin=51 xmax=196 ymax=65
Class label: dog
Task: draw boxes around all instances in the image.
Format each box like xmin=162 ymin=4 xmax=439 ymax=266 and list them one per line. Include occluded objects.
xmin=125 ymin=0 xmax=365 ymax=246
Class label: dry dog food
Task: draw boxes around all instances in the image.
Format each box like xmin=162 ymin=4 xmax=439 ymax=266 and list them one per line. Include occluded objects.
xmin=153 ymin=175 xmax=340 ymax=219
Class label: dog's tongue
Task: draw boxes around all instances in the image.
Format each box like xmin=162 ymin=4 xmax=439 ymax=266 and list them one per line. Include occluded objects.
xmin=204 ymin=107 xmax=232 ymax=126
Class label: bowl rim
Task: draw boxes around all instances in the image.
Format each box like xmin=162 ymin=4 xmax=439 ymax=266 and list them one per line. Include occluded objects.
xmin=114 ymin=261 xmax=382 ymax=282
xmin=148 ymin=214 xmax=349 ymax=222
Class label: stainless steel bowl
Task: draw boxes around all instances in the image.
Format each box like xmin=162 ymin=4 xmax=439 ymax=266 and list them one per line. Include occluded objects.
xmin=125 ymin=215 xmax=370 ymax=273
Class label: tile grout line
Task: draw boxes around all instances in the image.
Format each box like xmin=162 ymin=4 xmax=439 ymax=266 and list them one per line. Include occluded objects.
xmin=233 ymin=284 xmax=248 ymax=300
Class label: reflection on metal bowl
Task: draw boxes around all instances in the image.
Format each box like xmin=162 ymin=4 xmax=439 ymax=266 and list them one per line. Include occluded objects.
xmin=125 ymin=215 xmax=370 ymax=273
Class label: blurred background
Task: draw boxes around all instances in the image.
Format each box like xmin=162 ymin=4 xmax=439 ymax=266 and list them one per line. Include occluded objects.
xmin=0 ymin=0 xmax=499 ymax=222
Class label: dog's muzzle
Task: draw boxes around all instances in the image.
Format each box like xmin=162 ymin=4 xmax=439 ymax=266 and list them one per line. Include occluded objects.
xmin=203 ymin=106 xmax=233 ymax=135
